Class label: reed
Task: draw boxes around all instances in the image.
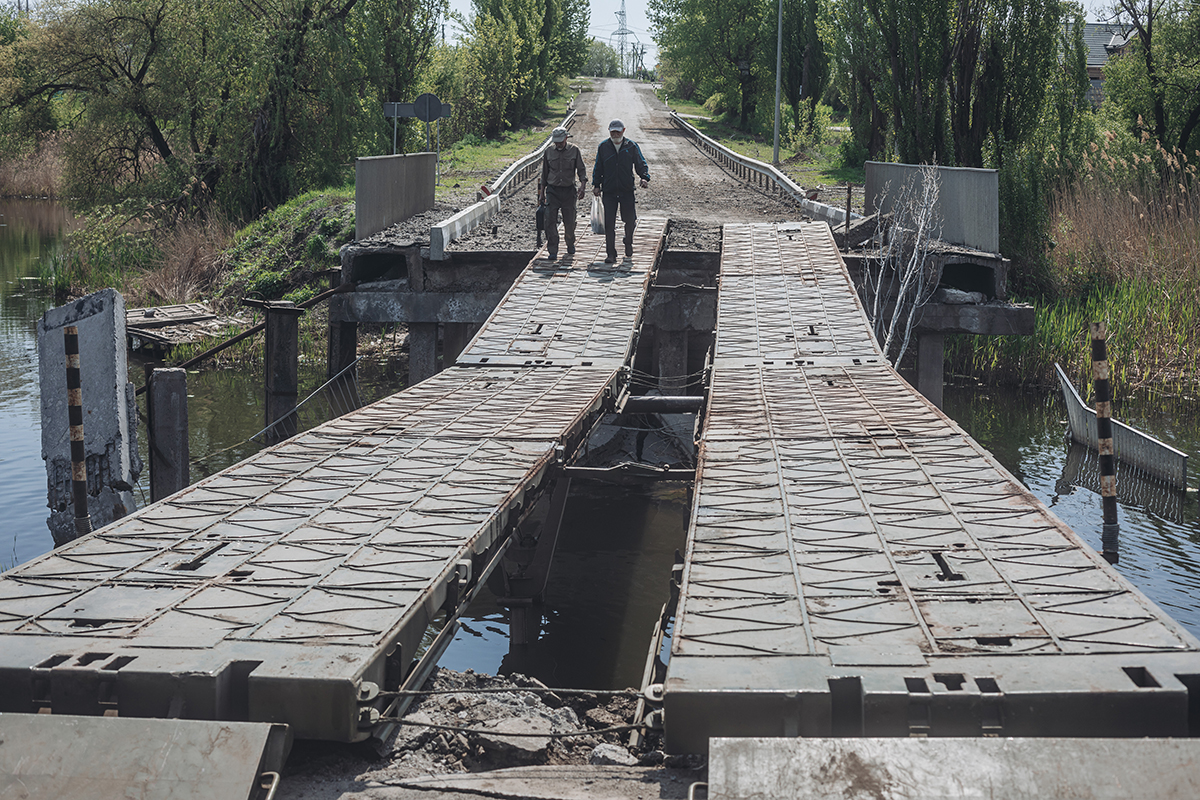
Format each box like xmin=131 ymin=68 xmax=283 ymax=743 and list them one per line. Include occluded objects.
xmin=950 ymin=135 xmax=1200 ymax=397
xmin=0 ymin=133 xmax=67 ymax=198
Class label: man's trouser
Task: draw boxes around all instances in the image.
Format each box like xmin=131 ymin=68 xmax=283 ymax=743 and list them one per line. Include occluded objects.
xmin=545 ymin=185 xmax=578 ymax=254
xmin=602 ymin=191 xmax=637 ymax=258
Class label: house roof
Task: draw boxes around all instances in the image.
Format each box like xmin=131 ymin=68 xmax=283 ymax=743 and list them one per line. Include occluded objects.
xmin=1078 ymin=21 xmax=1133 ymax=67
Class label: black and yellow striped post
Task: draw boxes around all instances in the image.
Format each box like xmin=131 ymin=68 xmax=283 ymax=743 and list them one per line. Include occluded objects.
xmin=64 ymin=325 xmax=93 ymax=537
xmin=1091 ymin=322 xmax=1119 ymax=563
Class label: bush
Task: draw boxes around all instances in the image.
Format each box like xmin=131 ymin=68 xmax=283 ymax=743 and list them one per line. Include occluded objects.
xmin=840 ymin=136 xmax=869 ymax=169
xmin=704 ymin=92 xmax=732 ymax=116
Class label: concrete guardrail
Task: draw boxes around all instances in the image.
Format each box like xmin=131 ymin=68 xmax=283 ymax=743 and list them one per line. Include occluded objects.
xmin=430 ymin=195 xmax=500 ymax=261
xmin=668 ymin=112 xmax=862 ymax=229
xmin=428 ymin=106 xmax=579 ymax=261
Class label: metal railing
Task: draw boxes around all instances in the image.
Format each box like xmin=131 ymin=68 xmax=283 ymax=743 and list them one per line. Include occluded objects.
xmin=668 ymin=112 xmax=862 ymax=228
xmin=427 ymin=105 xmax=579 ymax=260
xmin=1055 ymin=363 xmax=1189 ymax=488
xmin=480 ymin=107 xmax=579 ymax=200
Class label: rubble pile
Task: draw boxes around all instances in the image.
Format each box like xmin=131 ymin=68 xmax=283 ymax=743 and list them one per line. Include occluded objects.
xmin=367 ymin=668 xmax=660 ymax=781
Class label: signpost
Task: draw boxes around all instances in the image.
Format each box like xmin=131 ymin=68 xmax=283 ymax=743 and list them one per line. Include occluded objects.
xmin=385 ymin=93 xmax=452 ymax=181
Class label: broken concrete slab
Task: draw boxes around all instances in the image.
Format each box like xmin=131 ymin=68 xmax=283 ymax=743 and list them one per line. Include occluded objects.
xmin=278 ymin=765 xmax=705 ymax=800
xmin=474 ymin=717 xmax=552 ymax=762
xmin=588 ymin=743 xmax=638 ymax=766
xmin=37 ymin=288 xmax=140 ymax=545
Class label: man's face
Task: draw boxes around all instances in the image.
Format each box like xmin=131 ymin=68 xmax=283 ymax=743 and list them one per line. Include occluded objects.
xmin=555 ymin=140 xmax=567 ymax=150
xmin=610 ymin=128 xmax=624 ymax=141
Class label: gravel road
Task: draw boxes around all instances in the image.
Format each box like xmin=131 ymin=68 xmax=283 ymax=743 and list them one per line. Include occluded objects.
xmin=367 ymin=78 xmax=809 ymax=254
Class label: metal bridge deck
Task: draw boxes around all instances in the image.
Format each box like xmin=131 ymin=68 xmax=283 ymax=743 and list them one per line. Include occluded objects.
xmin=663 ymin=223 xmax=1200 ymax=753
xmin=0 ymin=220 xmax=667 ymax=742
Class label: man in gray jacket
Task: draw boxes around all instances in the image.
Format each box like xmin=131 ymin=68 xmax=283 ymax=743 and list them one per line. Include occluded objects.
xmin=592 ymin=119 xmax=650 ymax=263
xmin=538 ymin=126 xmax=587 ymax=261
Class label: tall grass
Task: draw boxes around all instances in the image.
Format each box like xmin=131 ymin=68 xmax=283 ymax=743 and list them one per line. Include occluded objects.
xmin=949 ymin=137 xmax=1200 ymax=398
xmin=0 ymin=133 xmax=66 ymax=198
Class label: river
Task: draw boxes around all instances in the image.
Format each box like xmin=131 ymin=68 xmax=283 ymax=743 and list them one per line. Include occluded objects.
xmin=2 ymin=198 xmax=1198 ymax=689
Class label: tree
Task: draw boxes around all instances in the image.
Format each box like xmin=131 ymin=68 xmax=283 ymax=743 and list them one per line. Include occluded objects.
xmin=828 ymin=0 xmax=889 ymax=159
xmin=650 ymin=0 xmax=771 ymax=129
xmin=774 ymin=0 xmax=829 ymax=137
xmin=585 ymin=39 xmax=621 ymax=77
xmin=832 ymin=0 xmax=1066 ymax=166
xmin=1 ymin=0 xmax=446 ymax=216
xmin=1104 ymin=0 xmax=1200 ymax=158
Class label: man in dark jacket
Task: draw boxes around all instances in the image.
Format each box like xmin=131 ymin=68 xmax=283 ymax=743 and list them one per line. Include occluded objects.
xmin=592 ymin=119 xmax=650 ymax=263
xmin=538 ymin=126 xmax=587 ymax=261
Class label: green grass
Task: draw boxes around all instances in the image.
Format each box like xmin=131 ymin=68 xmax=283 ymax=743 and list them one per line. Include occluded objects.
xmin=947 ymin=279 xmax=1200 ymax=399
xmin=222 ymin=188 xmax=354 ymax=305
xmin=662 ymin=98 xmax=863 ymax=188
xmin=436 ymin=90 xmax=579 ymax=201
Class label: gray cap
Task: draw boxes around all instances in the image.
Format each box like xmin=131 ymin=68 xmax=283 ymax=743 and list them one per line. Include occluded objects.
xmin=551 ymin=126 xmax=570 ymax=142
xmin=608 ymin=119 xmax=625 ymax=131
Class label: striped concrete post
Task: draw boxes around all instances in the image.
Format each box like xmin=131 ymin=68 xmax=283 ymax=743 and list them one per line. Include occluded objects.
xmin=1091 ymin=322 xmax=1119 ymax=563
xmin=63 ymin=326 xmax=92 ymax=537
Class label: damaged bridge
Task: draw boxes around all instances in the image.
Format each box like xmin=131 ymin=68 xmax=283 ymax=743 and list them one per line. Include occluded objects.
xmin=4 ymin=214 xmax=1200 ymax=796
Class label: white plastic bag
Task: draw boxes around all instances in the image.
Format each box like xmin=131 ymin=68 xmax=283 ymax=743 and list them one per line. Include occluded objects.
xmin=590 ymin=195 xmax=604 ymax=235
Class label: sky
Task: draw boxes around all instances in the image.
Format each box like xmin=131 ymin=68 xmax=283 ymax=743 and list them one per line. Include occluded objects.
xmin=447 ymin=0 xmax=660 ymax=65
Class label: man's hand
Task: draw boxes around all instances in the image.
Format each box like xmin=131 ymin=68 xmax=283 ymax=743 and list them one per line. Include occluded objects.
xmin=576 ymin=186 xmax=586 ymax=200
xmin=537 ymin=192 xmax=545 ymax=205
xmin=592 ymin=186 xmax=601 ymax=196
xmin=639 ymin=178 xmax=649 ymax=189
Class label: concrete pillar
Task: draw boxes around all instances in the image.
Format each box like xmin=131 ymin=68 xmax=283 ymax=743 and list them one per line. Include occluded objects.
xmin=265 ymin=302 xmax=305 ymax=444
xmin=442 ymin=323 xmax=479 ymax=367
xmin=656 ymin=328 xmax=689 ymax=394
xmin=917 ymin=332 xmax=945 ymax=409
xmin=148 ymin=368 xmax=189 ymax=502
xmin=408 ymin=323 xmax=438 ymax=385
xmin=327 ymin=253 xmax=357 ymax=382
xmin=38 ymin=288 xmax=141 ymax=545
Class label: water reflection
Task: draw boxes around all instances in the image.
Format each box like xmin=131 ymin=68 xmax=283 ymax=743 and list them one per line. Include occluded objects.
xmin=944 ymin=384 xmax=1200 ymax=637
xmin=0 ymin=200 xmax=75 ymax=567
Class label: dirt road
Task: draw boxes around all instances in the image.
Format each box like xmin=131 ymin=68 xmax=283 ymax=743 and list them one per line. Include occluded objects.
xmin=448 ymin=78 xmax=806 ymax=252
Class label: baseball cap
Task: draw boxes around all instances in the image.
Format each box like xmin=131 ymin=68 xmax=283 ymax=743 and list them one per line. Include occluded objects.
xmin=608 ymin=119 xmax=625 ymax=132
xmin=551 ymin=127 xmax=569 ymax=142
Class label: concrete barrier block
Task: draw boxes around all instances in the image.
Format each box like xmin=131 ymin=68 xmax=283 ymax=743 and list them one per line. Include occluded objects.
xmin=37 ymin=288 xmax=141 ymax=544
xmin=865 ymin=161 xmax=999 ymax=253
xmin=355 ymin=153 xmax=437 ymax=239
xmin=430 ymin=195 xmax=501 ymax=260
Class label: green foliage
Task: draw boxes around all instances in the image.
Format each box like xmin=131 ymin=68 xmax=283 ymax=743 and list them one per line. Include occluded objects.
xmin=223 ymin=190 xmax=354 ymax=302
xmin=43 ymin=204 xmax=160 ymax=297
xmin=585 ymin=38 xmax=620 ymax=78
xmin=650 ymin=0 xmax=773 ymax=130
xmin=1104 ymin=0 xmax=1200 ymax=158
xmin=652 ymin=0 xmax=831 ymax=132
xmin=1 ymin=0 xmax=443 ymax=217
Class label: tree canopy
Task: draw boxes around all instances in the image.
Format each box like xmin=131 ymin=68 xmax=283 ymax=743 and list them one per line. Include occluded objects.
xmin=0 ymin=0 xmax=591 ymax=218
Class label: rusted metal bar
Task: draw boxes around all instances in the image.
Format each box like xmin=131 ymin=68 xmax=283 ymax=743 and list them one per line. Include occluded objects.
xmin=64 ymin=325 xmax=92 ymax=536
xmin=1091 ymin=321 xmax=1120 ymax=563
xmin=846 ymin=184 xmax=852 ymax=234
xmin=621 ymin=395 xmax=704 ymax=413
xmin=132 ymin=283 xmax=355 ymax=396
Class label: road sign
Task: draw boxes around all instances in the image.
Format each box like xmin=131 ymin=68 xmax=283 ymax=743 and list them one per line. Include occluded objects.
xmin=384 ymin=102 xmax=415 ymax=119
xmin=414 ymin=93 xmax=441 ymax=122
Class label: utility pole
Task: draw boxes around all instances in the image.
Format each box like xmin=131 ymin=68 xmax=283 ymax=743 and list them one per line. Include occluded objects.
xmin=772 ymin=0 xmax=783 ymax=165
